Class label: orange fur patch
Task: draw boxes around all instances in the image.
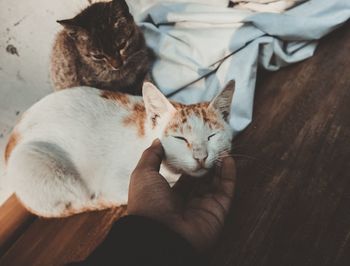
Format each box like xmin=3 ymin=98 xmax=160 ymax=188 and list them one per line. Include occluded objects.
xmin=4 ymin=131 xmax=20 ymax=164
xmin=20 ymin=196 xmax=128 ymax=218
xmin=100 ymin=90 xmax=130 ymax=106
xmin=60 ymin=201 xmax=127 ymax=218
xmin=123 ymin=103 xmax=146 ymax=137
xmin=166 ymin=101 xmax=223 ymax=133
xmin=100 ymin=91 xmax=146 ymax=137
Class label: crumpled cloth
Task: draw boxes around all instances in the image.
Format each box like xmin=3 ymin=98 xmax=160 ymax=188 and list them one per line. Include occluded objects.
xmin=127 ymin=0 xmax=350 ymax=134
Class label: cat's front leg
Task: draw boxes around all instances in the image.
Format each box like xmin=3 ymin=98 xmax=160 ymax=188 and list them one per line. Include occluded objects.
xmin=160 ymin=165 xmax=181 ymax=187
xmin=125 ymin=48 xmax=155 ymax=75
xmin=114 ymin=48 xmax=155 ymax=93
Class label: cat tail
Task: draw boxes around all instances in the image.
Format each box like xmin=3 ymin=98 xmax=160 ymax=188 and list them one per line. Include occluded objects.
xmin=6 ymin=141 xmax=94 ymax=217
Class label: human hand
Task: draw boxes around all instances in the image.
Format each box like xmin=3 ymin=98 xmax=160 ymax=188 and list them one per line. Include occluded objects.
xmin=128 ymin=139 xmax=236 ymax=251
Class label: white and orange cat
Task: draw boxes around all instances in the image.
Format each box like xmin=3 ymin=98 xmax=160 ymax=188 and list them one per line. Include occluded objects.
xmin=3 ymin=81 xmax=234 ymax=217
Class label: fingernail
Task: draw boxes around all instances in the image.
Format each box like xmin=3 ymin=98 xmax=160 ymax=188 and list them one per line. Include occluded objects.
xmin=152 ymin=138 xmax=161 ymax=145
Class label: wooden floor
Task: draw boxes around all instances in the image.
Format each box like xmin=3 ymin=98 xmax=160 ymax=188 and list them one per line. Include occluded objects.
xmin=0 ymin=22 xmax=349 ymax=266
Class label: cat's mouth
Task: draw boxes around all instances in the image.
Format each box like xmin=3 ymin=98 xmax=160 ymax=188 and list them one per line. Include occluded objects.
xmin=162 ymin=159 xmax=210 ymax=178
xmin=186 ymin=167 xmax=210 ymax=178
xmin=108 ymin=61 xmax=123 ymax=71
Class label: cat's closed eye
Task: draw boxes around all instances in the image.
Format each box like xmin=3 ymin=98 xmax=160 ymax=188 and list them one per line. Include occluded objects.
xmin=208 ymin=133 xmax=217 ymax=141
xmin=91 ymin=53 xmax=106 ymax=61
xmin=117 ymin=39 xmax=127 ymax=49
xmin=173 ymin=136 xmax=188 ymax=143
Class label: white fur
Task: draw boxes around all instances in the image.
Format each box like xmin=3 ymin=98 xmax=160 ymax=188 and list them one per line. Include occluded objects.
xmin=4 ymin=82 xmax=234 ymax=217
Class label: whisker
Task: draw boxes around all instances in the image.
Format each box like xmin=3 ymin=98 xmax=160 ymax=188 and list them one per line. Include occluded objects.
xmin=217 ymin=155 xmax=233 ymax=159
xmin=231 ymin=143 xmax=249 ymax=150
xmin=232 ymin=153 xmax=258 ymax=160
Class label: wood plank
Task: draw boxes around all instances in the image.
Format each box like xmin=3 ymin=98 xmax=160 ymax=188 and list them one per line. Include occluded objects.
xmin=209 ymin=22 xmax=350 ymax=266
xmin=0 ymin=206 xmax=126 ymax=266
xmin=0 ymin=194 xmax=34 ymax=255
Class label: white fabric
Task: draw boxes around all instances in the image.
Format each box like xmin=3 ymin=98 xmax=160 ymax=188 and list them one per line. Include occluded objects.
xmin=127 ymin=0 xmax=350 ymax=135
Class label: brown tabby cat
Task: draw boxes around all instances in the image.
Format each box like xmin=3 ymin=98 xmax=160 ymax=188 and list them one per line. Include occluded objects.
xmin=50 ymin=0 xmax=154 ymax=95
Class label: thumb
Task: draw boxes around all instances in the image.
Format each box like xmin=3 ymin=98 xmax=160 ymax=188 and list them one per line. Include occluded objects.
xmin=213 ymin=156 xmax=236 ymax=207
xmin=133 ymin=139 xmax=164 ymax=173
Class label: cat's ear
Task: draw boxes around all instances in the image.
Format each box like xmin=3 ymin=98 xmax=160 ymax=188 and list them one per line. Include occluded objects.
xmin=57 ymin=19 xmax=84 ymax=39
xmin=143 ymin=82 xmax=176 ymax=126
xmin=112 ymin=0 xmax=129 ymax=12
xmin=111 ymin=0 xmax=131 ymax=29
xmin=209 ymin=80 xmax=235 ymax=121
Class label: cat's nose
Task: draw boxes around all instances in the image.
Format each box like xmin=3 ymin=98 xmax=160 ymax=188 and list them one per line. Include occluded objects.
xmin=108 ymin=56 xmax=122 ymax=70
xmin=195 ymin=156 xmax=208 ymax=167
xmin=193 ymin=153 xmax=208 ymax=167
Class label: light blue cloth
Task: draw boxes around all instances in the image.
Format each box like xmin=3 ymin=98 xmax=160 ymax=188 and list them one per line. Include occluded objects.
xmin=127 ymin=0 xmax=350 ymax=135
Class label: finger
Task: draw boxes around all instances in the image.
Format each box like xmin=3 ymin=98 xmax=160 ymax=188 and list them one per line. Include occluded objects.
xmin=219 ymin=156 xmax=236 ymax=182
xmin=134 ymin=139 xmax=164 ymax=173
xmin=212 ymin=156 xmax=236 ymax=208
